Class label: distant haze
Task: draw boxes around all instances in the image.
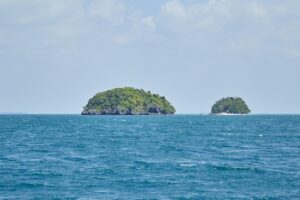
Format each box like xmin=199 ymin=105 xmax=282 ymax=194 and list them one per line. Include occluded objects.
xmin=1 ymin=0 xmax=299 ymax=114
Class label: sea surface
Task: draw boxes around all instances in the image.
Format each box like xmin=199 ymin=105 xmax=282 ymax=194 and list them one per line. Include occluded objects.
xmin=0 ymin=115 xmax=299 ymax=199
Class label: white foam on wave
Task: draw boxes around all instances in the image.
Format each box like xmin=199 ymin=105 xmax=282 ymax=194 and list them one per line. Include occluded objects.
xmin=180 ymin=163 xmax=197 ymax=167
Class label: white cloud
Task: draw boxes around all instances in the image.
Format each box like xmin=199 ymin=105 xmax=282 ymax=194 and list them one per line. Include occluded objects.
xmin=160 ymin=0 xmax=232 ymax=33
xmin=0 ymin=0 xmax=82 ymax=25
xmin=88 ymin=0 xmax=125 ymax=23
xmin=113 ymin=16 xmax=157 ymax=45
xmin=114 ymin=35 xmax=129 ymax=45
xmin=141 ymin=16 xmax=156 ymax=31
xmin=251 ymin=2 xmax=267 ymax=18
xmin=163 ymin=1 xmax=267 ymax=24
xmin=161 ymin=0 xmax=186 ymax=19
xmin=158 ymin=0 xmax=300 ymax=56
xmin=0 ymin=0 xmax=299 ymax=56
xmin=0 ymin=0 xmax=135 ymax=52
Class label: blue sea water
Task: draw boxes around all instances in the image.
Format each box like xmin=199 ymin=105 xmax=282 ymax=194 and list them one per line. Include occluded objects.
xmin=0 ymin=115 xmax=299 ymax=199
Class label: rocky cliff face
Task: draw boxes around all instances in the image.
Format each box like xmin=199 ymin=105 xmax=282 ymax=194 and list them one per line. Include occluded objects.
xmin=82 ymin=87 xmax=175 ymax=115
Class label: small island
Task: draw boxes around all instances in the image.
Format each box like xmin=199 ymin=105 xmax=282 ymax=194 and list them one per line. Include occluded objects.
xmin=82 ymin=87 xmax=176 ymax=115
xmin=211 ymin=97 xmax=251 ymax=115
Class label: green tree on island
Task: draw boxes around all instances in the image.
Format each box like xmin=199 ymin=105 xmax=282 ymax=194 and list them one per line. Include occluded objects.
xmin=82 ymin=87 xmax=175 ymax=115
xmin=211 ymin=97 xmax=251 ymax=114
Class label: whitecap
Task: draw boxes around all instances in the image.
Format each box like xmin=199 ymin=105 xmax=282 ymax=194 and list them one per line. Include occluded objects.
xmin=180 ymin=163 xmax=196 ymax=167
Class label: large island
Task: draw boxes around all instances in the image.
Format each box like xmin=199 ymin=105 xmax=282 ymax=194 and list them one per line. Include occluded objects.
xmin=211 ymin=97 xmax=251 ymax=115
xmin=82 ymin=87 xmax=176 ymax=115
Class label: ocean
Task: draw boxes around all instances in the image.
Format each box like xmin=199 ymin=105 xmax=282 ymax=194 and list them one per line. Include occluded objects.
xmin=0 ymin=115 xmax=299 ymax=199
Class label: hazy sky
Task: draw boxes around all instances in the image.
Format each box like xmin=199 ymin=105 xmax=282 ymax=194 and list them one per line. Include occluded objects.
xmin=1 ymin=0 xmax=300 ymax=114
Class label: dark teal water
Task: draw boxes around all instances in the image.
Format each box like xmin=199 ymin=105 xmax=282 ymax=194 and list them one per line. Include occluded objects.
xmin=0 ymin=115 xmax=299 ymax=199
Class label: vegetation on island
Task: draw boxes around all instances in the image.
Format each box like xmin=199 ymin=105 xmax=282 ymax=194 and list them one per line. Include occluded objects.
xmin=211 ymin=97 xmax=251 ymax=114
xmin=82 ymin=87 xmax=175 ymax=115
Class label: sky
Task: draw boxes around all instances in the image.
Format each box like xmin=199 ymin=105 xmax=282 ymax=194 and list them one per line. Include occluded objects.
xmin=0 ymin=0 xmax=300 ymax=114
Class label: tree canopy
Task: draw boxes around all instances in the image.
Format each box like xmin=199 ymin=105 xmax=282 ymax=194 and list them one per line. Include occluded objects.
xmin=211 ymin=97 xmax=251 ymax=114
xmin=82 ymin=87 xmax=175 ymax=115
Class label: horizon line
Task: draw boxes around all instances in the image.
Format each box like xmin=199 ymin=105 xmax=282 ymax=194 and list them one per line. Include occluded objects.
xmin=1 ymin=113 xmax=300 ymax=115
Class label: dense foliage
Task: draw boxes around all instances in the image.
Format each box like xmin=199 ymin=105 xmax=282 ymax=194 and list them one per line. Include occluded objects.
xmin=211 ymin=97 xmax=251 ymax=114
xmin=82 ymin=87 xmax=176 ymax=115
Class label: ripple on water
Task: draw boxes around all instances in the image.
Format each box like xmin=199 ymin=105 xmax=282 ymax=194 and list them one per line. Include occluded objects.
xmin=0 ymin=115 xmax=299 ymax=199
